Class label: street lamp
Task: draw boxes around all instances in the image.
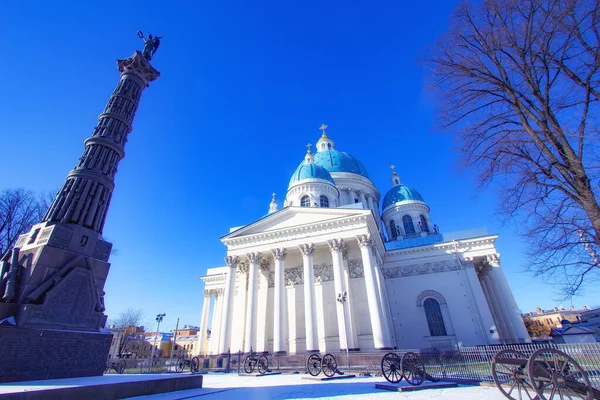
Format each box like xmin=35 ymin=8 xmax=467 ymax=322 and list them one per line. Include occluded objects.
xmin=337 ymin=292 xmax=350 ymax=372
xmin=149 ymin=313 xmax=166 ymax=372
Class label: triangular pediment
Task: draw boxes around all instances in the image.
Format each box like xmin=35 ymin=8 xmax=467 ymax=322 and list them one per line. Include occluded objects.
xmin=222 ymin=206 xmax=371 ymax=240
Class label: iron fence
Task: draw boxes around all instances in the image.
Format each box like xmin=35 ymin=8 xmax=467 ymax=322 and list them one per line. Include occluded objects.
xmin=105 ymin=343 xmax=600 ymax=390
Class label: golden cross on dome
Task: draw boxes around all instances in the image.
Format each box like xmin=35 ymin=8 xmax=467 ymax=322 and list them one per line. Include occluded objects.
xmin=319 ymin=124 xmax=328 ymax=135
xmin=271 ymin=192 xmax=276 ymax=200
xmin=306 ymin=143 xmax=312 ymax=152
xmin=390 ymin=164 xmax=396 ymax=171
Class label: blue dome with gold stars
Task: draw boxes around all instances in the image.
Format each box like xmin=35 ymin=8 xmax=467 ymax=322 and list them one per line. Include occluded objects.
xmin=313 ymin=149 xmax=370 ymax=178
xmin=382 ymin=185 xmax=424 ymax=210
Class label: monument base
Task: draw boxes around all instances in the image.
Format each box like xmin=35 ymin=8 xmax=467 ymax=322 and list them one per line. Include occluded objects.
xmin=0 ymin=325 xmax=111 ymax=383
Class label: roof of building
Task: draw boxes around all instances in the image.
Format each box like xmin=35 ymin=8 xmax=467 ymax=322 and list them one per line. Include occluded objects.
xmin=289 ymin=162 xmax=335 ymax=187
xmin=312 ymin=149 xmax=370 ymax=178
xmin=382 ymin=184 xmax=425 ymax=210
xmin=551 ymin=326 xmax=595 ymax=336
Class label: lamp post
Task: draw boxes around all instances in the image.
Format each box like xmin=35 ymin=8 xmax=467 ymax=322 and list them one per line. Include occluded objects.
xmin=336 ymin=292 xmax=350 ymax=372
xmin=149 ymin=313 xmax=166 ymax=372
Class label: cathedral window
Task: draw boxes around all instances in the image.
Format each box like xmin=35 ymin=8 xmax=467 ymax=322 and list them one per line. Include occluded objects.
xmin=327 ymin=143 xmax=332 ymax=149
xmin=424 ymin=298 xmax=447 ymax=336
xmin=301 ymin=196 xmax=310 ymax=207
xmin=403 ymin=215 xmax=415 ymax=235
xmin=420 ymin=215 xmax=429 ymax=232
xmin=389 ymin=220 xmax=398 ymax=239
xmin=319 ymin=195 xmax=329 ymax=207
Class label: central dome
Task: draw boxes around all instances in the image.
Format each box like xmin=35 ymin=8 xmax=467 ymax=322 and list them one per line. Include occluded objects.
xmin=313 ymin=149 xmax=370 ymax=178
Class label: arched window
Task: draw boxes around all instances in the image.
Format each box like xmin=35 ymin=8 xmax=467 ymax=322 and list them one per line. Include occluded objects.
xmin=319 ymin=195 xmax=329 ymax=207
xmin=420 ymin=215 xmax=429 ymax=232
xmin=389 ymin=220 xmax=397 ymax=239
xmin=301 ymin=195 xmax=310 ymax=207
xmin=403 ymin=215 xmax=415 ymax=235
xmin=327 ymin=143 xmax=332 ymax=149
xmin=424 ymin=298 xmax=447 ymax=336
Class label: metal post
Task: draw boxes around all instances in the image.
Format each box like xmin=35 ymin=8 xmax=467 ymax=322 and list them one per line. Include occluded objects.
xmin=149 ymin=313 xmax=166 ymax=372
xmin=168 ymin=317 xmax=179 ymax=371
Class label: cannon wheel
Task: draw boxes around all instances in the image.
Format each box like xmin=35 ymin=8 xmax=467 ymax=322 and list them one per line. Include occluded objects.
xmin=116 ymin=360 xmax=126 ymax=374
xmin=401 ymin=352 xmax=425 ymax=386
xmin=322 ymin=353 xmax=337 ymax=377
xmin=244 ymin=356 xmax=254 ymax=374
xmin=381 ymin=352 xmax=403 ymax=384
xmin=257 ymin=355 xmax=269 ymax=375
xmin=527 ymin=348 xmax=593 ymax=400
xmin=190 ymin=357 xmax=200 ymax=373
xmin=307 ymin=354 xmax=322 ymax=376
xmin=175 ymin=357 xmax=185 ymax=373
xmin=491 ymin=349 xmax=538 ymax=400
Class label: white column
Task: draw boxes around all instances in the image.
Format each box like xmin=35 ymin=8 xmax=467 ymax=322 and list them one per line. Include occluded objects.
xmin=349 ymin=190 xmax=356 ymax=204
xmin=374 ymin=263 xmax=393 ymax=347
xmin=327 ymin=239 xmax=349 ymax=350
xmin=359 ymin=191 xmax=367 ymax=209
xmin=197 ymin=290 xmax=211 ymax=356
xmin=219 ymin=256 xmax=239 ymax=354
xmin=489 ymin=259 xmax=530 ymax=342
xmin=357 ymin=234 xmax=386 ymax=349
xmin=256 ymin=259 xmax=271 ymax=352
xmin=300 ymin=243 xmax=319 ymax=352
xmin=211 ymin=290 xmax=224 ymax=354
xmin=244 ymin=252 xmax=262 ymax=353
xmin=272 ymin=248 xmax=287 ymax=354
xmin=342 ymin=247 xmax=359 ymax=350
xmin=479 ymin=266 xmax=510 ymax=343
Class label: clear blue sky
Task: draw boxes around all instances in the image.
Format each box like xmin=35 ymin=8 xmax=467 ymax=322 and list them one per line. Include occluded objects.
xmin=1 ymin=1 xmax=597 ymax=333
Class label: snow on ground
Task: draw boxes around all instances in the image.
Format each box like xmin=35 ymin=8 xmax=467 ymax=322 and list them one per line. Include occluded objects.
xmin=130 ymin=373 xmax=508 ymax=400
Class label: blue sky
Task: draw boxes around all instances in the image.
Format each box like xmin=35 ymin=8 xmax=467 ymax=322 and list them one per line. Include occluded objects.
xmin=1 ymin=1 xmax=597 ymax=332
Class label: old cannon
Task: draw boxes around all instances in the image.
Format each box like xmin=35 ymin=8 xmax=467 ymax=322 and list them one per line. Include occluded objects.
xmin=175 ymin=356 xmax=200 ymax=373
xmin=243 ymin=352 xmax=271 ymax=375
xmin=491 ymin=348 xmax=600 ymax=400
xmin=380 ymin=351 xmax=434 ymax=385
xmin=307 ymin=353 xmax=344 ymax=377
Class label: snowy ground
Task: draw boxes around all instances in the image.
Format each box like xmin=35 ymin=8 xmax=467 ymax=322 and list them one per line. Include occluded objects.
xmin=129 ymin=373 xmax=509 ymax=400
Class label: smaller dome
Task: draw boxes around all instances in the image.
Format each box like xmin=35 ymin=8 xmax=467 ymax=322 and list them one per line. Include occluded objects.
xmin=289 ymin=162 xmax=335 ymax=187
xmin=382 ymin=185 xmax=424 ymax=210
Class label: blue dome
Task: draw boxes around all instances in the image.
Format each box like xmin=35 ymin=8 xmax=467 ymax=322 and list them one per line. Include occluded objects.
xmin=382 ymin=185 xmax=424 ymax=210
xmin=289 ymin=162 xmax=335 ymax=187
xmin=313 ymin=149 xmax=370 ymax=178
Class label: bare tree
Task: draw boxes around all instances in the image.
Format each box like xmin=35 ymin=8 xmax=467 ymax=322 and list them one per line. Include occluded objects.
xmin=109 ymin=308 xmax=145 ymax=357
xmin=0 ymin=189 xmax=44 ymax=258
xmin=426 ymin=0 xmax=600 ymax=296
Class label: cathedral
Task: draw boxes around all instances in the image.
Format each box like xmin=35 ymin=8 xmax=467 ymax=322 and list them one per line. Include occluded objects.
xmin=197 ymin=126 xmax=530 ymax=356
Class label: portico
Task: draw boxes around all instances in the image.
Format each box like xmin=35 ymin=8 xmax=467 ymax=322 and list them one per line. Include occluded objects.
xmin=199 ymin=206 xmax=394 ymax=355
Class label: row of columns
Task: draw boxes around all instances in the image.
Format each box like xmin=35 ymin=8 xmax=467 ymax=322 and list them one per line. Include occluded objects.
xmin=338 ymin=188 xmax=380 ymax=230
xmin=210 ymin=234 xmax=393 ymax=355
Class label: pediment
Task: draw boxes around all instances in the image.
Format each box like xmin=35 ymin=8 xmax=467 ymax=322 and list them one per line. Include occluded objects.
xmin=222 ymin=206 xmax=370 ymax=240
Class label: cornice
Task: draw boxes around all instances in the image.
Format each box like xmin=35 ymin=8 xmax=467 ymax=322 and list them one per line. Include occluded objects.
xmin=223 ymin=214 xmax=370 ymax=248
xmin=384 ymin=234 xmax=497 ymax=259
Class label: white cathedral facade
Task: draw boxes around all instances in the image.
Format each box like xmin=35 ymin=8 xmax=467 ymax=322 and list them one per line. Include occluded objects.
xmin=197 ymin=127 xmax=530 ymax=356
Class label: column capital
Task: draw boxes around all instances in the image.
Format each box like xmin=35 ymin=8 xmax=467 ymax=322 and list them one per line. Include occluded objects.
xmin=299 ymin=243 xmax=315 ymax=256
xmin=327 ymin=239 xmax=344 ymax=252
xmin=246 ymin=252 xmax=263 ymax=264
xmin=224 ymin=255 xmax=240 ymax=268
xmin=203 ymin=289 xmax=212 ymax=297
xmin=486 ymin=253 xmax=500 ymax=267
xmin=356 ymin=234 xmax=375 ymax=249
xmin=271 ymin=248 xmax=287 ymax=261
